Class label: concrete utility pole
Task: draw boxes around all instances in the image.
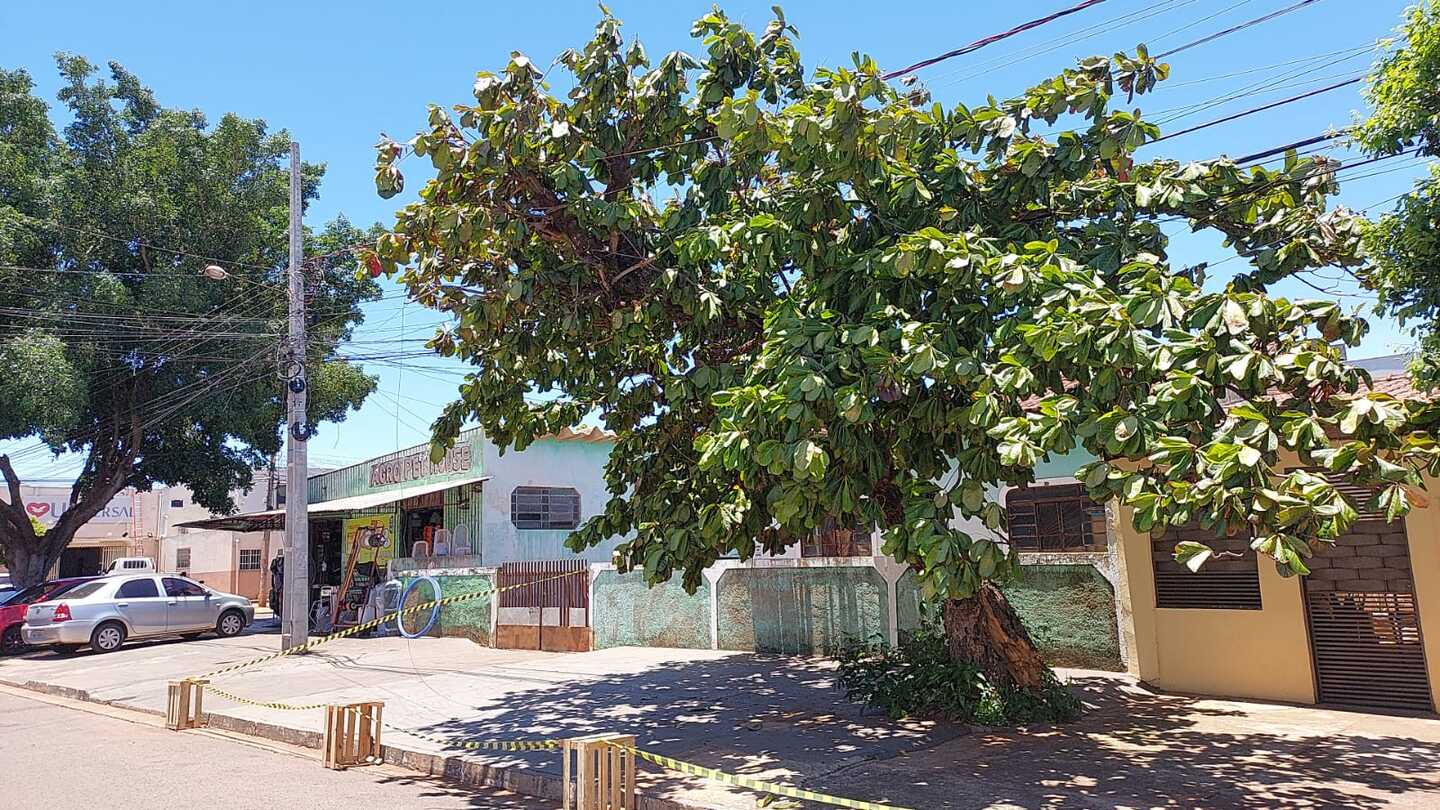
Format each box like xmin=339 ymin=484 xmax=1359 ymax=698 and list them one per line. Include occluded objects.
xmin=281 ymin=141 xmax=310 ymax=650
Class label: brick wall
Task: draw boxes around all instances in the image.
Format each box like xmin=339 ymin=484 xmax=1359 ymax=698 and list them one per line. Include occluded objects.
xmin=1306 ymin=515 xmax=1413 ymax=594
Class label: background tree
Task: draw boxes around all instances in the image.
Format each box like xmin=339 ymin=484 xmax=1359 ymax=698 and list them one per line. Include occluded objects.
xmin=373 ymin=9 xmax=1440 ymax=692
xmin=1356 ymin=0 xmax=1440 ymax=385
xmin=0 ymin=56 xmax=380 ymax=587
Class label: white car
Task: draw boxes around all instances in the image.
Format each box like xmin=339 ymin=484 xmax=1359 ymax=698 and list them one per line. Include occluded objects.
xmin=22 ymin=574 xmax=255 ymax=653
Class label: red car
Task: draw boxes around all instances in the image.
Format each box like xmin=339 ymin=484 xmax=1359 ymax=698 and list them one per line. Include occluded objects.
xmin=0 ymin=577 xmax=96 ymax=654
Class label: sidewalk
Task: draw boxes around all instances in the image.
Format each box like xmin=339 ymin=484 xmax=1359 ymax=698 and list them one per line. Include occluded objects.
xmin=0 ymin=626 xmax=959 ymax=809
xmin=3 ymin=627 xmax=1438 ymax=809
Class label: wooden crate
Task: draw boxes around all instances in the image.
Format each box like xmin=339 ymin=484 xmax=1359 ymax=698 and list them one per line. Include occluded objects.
xmin=323 ymin=702 xmax=384 ymax=770
xmin=563 ymin=734 xmax=635 ymax=810
xmin=165 ymin=679 xmax=208 ymax=731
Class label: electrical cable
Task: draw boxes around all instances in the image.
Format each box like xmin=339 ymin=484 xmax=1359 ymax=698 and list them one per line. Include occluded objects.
xmin=882 ymin=0 xmax=1112 ymax=80
xmin=1149 ymin=76 xmax=1362 ymax=144
xmin=1155 ymin=0 xmax=1327 ymax=58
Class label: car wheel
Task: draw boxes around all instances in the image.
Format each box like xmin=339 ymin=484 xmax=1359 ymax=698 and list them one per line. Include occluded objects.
xmin=1 ymin=624 xmax=23 ymax=655
xmin=216 ymin=610 xmax=245 ymax=638
xmin=90 ymin=621 xmax=126 ymax=653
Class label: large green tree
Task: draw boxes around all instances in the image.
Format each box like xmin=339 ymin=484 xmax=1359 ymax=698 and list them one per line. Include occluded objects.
xmin=0 ymin=56 xmax=380 ymax=586
xmin=373 ymin=9 xmax=1440 ymax=689
xmin=1356 ymin=0 xmax=1440 ymax=385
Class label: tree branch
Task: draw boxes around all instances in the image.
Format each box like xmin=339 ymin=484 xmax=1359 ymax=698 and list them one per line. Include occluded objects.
xmin=0 ymin=455 xmax=37 ymax=538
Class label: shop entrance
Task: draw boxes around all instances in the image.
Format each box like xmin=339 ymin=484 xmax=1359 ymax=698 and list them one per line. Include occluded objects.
xmin=404 ymin=507 xmax=444 ymax=557
xmin=59 ymin=547 xmax=103 ymax=578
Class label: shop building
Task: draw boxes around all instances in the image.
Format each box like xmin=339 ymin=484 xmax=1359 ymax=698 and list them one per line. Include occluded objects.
xmin=1 ymin=484 xmax=158 ymax=577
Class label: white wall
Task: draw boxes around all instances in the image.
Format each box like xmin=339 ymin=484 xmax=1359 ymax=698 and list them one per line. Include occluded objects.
xmin=479 ymin=437 xmax=622 ymax=565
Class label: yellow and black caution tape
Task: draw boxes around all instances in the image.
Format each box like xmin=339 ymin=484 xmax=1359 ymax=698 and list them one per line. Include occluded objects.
xmin=201 ymin=683 xmax=330 ymax=712
xmin=384 ymin=721 xmax=560 ymax=752
xmin=625 ymin=745 xmax=912 ymax=810
xmin=196 ymin=567 xmax=588 ymax=681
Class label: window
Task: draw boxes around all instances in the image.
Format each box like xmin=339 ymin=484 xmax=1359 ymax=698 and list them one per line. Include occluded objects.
xmin=510 ymin=486 xmax=581 ymax=530
xmin=163 ymin=577 xmax=208 ymax=597
xmin=1005 ymin=484 xmax=1106 ymax=551
xmin=238 ymin=549 xmax=262 ymax=570
xmin=115 ymin=578 xmax=159 ymax=599
xmin=175 ymin=547 xmax=191 ymax=570
xmin=169 ymin=499 xmax=185 ymax=508
xmin=60 ymin=581 xmax=109 ymax=600
xmin=802 ymin=516 xmax=873 ymax=557
xmin=1152 ymin=525 xmax=1261 ymax=610
xmin=276 ymin=483 xmax=286 ymax=506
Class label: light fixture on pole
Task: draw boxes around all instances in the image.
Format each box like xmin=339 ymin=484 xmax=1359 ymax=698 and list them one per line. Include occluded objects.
xmin=201 ymin=264 xmax=229 ymax=281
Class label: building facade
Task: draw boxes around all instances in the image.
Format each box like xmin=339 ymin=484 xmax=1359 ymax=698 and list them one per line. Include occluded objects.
xmin=1 ymin=484 xmax=158 ymax=577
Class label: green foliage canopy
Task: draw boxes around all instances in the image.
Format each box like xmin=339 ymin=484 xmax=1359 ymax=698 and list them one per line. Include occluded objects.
xmin=1356 ymin=0 xmax=1440 ymax=384
xmin=0 ymin=55 xmax=379 ymax=578
xmin=374 ymin=9 xmax=1440 ymax=599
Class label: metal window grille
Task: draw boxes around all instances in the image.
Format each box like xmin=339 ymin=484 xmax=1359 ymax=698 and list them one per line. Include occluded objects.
xmin=510 ymin=486 xmax=581 ymax=530
xmin=238 ymin=549 xmax=262 ymax=570
xmin=801 ymin=516 xmax=873 ymax=557
xmin=1006 ymin=484 xmax=1104 ymax=551
xmin=1151 ymin=526 xmax=1262 ymax=610
xmin=175 ymin=547 xmax=191 ymax=570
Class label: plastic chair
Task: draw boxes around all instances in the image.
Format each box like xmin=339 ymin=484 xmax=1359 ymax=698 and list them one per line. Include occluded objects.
xmin=411 ymin=540 xmax=431 ymax=558
xmin=450 ymin=523 xmax=471 ymax=556
xmin=433 ymin=528 xmax=451 ymax=557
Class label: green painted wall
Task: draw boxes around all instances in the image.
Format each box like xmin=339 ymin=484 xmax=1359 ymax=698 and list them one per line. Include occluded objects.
xmin=897 ymin=569 xmax=924 ymax=638
xmin=896 ymin=564 xmax=1120 ymax=670
xmin=398 ymin=573 xmax=493 ymax=646
xmin=592 ymin=570 xmax=711 ymax=649
xmin=1004 ymin=564 xmax=1121 ymax=671
xmin=717 ymin=567 xmax=888 ymax=654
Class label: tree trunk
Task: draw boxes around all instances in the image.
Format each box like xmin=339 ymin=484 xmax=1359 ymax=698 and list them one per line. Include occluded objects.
xmin=942 ymin=582 xmax=1050 ymax=691
xmin=5 ymin=540 xmax=58 ymax=589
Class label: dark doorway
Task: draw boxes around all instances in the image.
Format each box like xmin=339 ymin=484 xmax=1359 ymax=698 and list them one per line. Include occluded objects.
xmin=58 ymin=547 xmax=103 ymax=578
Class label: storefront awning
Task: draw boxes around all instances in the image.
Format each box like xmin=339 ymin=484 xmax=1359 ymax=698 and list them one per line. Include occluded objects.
xmin=174 ymin=475 xmax=491 ymax=532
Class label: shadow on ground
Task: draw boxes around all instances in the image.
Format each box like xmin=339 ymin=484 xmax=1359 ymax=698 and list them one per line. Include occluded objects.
xmin=390 ymin=655 xmax=1440 ymax=808
xmin=818 ymin=675 xmax=1440 ymax=809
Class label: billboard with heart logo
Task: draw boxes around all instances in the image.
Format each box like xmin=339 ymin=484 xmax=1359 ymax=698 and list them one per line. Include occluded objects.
xmin=8 ymin=488 xmax=135 ymax=527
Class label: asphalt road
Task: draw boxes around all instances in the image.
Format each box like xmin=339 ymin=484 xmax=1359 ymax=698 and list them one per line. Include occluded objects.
xmin=0 ymin=689 xmax=555 ymax=810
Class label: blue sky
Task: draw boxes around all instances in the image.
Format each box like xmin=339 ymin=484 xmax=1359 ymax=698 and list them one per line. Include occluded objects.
xmin=0 ymin=0 xmax=1427 ymax=479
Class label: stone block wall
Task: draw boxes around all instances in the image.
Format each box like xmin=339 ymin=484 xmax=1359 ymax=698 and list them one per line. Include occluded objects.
xmin=1306 ymin=516 xmax=1414 ymax=593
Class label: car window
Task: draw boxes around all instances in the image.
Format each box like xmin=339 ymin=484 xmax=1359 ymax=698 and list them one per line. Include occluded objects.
xmin=115 ymin=578 xmax=160 ymax=599
xmin=3 ymin=585 xmax=44 ymax=605
xmin=163 ymin=577 xmax=207 ymax=597
xmin=60 ymin=581 xmax=110 ymax=600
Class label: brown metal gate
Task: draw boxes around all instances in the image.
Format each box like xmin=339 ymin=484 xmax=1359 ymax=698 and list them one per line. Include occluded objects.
xmin=1303 ymin=481 xmax=1433 ymax=712
xmin=495 ymin=559 xmax=591 ymax=652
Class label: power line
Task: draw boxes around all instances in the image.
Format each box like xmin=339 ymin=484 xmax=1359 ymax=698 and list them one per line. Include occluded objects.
xmin=1155 ymin=0 xmax=1327 ymax=59
xmin=1149 ymin=76 xmax=1362 ymax=144
xmin=882 ymin=0 xmax=1112 ymax=80
xmin=930 ymin=0 xmax=1201 ymax=89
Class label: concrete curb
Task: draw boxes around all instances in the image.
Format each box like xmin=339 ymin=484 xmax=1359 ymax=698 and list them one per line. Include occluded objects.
xmin=0 ymin=677 xmax=720 ymax=810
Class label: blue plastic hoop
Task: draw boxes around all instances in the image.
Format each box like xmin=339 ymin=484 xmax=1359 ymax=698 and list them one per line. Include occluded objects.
xmin=397 ymin=575 xmax=441 ymax=638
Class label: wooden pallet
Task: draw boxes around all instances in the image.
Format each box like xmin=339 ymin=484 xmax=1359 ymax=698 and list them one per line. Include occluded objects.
xmin=563 ymin=734 xmax=635 ymax=810
xmin=165 ymin=679 xmax=208 ymax=730
xmin=323 ymin=702 xmax=384 ymax=770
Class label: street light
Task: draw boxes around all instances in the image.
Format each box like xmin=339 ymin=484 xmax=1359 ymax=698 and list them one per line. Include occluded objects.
xmin=201 ymin=264 xmax=229 ymax=281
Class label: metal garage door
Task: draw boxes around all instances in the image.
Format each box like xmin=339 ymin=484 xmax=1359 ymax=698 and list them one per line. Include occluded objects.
xmin=1303 ymin=482 xmax=1433 ymax=713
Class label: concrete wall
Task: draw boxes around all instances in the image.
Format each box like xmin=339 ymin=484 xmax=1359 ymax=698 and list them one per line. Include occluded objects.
xmin=592 ymin=569 xmax=711 ymax=649
xmin=1004 ymin=564 xmax=1122 ymax=670
xmin=1401 ymin=478 xmax=1440 ymax=704
xmin=716 ymin=566 xmax=890 ymax=654
xmin=1116 ymin=501 xmax=1317 ymax=704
